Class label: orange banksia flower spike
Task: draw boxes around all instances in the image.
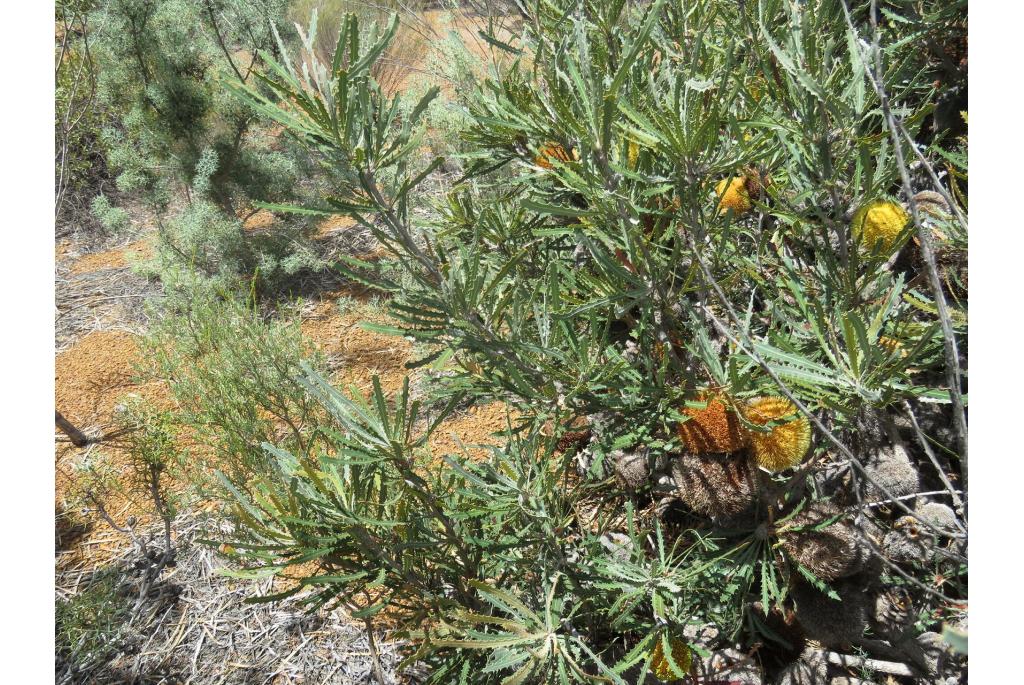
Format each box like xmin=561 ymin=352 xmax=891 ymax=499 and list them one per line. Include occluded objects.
xmin=676 ymin=394 xmax=750 ymax=454
xmin=535 ymin=141 xmax=575 ymax=169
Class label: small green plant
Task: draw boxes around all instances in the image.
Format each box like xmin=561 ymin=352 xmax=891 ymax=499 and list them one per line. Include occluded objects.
xmin=69 ymin=397 xmax=181 ymax=565
xmin=56 ymin=569 xmax=130 ymax=675
xmin=142 ymin=287 xmax=326 ymax=490
xmin=89 ymin=193 xmax=130 ymax=233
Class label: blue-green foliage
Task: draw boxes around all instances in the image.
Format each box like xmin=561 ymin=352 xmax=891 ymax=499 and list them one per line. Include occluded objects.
xmin=91 ymin=0 xmax=297 ymax=210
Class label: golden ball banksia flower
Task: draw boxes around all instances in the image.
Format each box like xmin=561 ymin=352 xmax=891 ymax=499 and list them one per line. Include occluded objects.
xmin=715 ymin=175 xmax=752 ymax=216
xmin=676 ymin=395 xmax=750 ymax=454
xmin=651 ymin=635 xmax=692 ymax=681
xmin=852 ymin=199 xmax=909 ymax=252
xmin=745 ymin=396 xmax=811 ymax=472
xmin=535 ymin=142 xmax=574 ymax=169
xmin=878 ymin=335 xmax=907 ymax=358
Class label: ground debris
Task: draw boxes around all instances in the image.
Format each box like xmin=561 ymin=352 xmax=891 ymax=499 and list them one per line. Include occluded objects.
xmin=56 ymin=516 xmax=420 ymax=684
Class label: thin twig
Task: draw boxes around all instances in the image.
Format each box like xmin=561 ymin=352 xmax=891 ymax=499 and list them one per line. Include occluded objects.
xmin=901 ymin=399 xmax=966 ymax=524
xmin=842 ymin=0 xmax=968 ymax=493
xmin=364 ymin=617 xmax=389 ymax=685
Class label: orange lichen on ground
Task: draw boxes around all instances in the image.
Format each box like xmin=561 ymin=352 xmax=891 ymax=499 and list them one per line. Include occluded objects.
xmin=69 ymin=239 xmax=153 ymax=275
xmin=316 ymin=214 xmax=358 ymax=238
xmin=243 ymin=208 xmax=277 ymax=231
xmin=56 ymin=239 xmax=73 ymax=264
xmin=429 ymin=402 xmax=517 ymax=462
xmin=55 ymin=330 xmax=169 ymax=430
xmin=301 ymin=298 xmax=413 ymax=397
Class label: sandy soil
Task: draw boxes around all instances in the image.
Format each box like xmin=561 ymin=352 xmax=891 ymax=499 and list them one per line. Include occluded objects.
xmin=68 ymin=238 xmax=153 ymax=275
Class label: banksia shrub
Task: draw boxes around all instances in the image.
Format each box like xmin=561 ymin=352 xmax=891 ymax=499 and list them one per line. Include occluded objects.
xmin=669 ymin=451 xmax=758 ymax=521
xmin=744 ymin=396 xmax=811 ymax=472
xmin=780 ymin=502 xmax=868 ymax=581
xmin=216 ymin=2 xmax=968 ymax=682
xmin=676 ymin=395 xmax=750 ymax=455
xmin=852 ymin=199 xmax=910 ymax=252
xmin=650 ymin=634 xmax=692 ymax=681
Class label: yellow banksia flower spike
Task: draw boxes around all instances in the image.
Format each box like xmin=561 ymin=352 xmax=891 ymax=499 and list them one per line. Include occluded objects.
xmin=715 ymin=175 xmax=752 ymax=216
xmin=852 ymin=199 xmax=910 ymax=252
xmin=745 ymin=396 xmax=811 ymax=472
xmin=878 ymin=336 xmax=908 ymax=358
xmin=628 ymin=139 xmax=640 ymax=168
xmin=651 ymin=635 xmax=692 ymax=681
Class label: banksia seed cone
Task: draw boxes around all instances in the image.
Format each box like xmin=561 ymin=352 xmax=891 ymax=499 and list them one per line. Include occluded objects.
xmin=613 ymin=449 xmax=650 ymax=491
xmin=715 ymin=175 xmax=752 ymax=216
xmin=556 ymin=429 xmax=591 ymax=453
xmin=908 ymin=190 xmax=967 ymax=299
xmin=677 ymin=395 xmax=750 ymax=454
xmin=791 ymin=577 xmax=870 ymax=648
xmin=670 ymin=452 xmax=758 ymax=520
xmin=781 ymin=502 xmax=868 ymax=581
xmin=651 ymin=635 xmax=692 ymax=681
xmin=912 ymin=190 xmax=951 ymax=222
xmin=873 ymin=586 xmax=914 ymax=636
xmin=852 ymin=199 xmax=910 ymax=252
xmin=744 ymin=396 xmax=811 ymax=472
xmin=535 ymin=142 xmax=574 ymax=169
xmin=882 ymin=515 xmax=931 ymax=564
xmin=916 ymin=501 xmax=957 ymax=531
xmin=863 ymin=443 xmax=920 ymax=500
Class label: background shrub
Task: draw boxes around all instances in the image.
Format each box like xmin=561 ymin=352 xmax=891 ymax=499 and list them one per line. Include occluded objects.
xmin=89 ymin=0 xmax=297 ymax=213
xmin=142 ymin=287 xmax=326 ymax=490
xmin=56 ymin=0 xmax=110 ymax=229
